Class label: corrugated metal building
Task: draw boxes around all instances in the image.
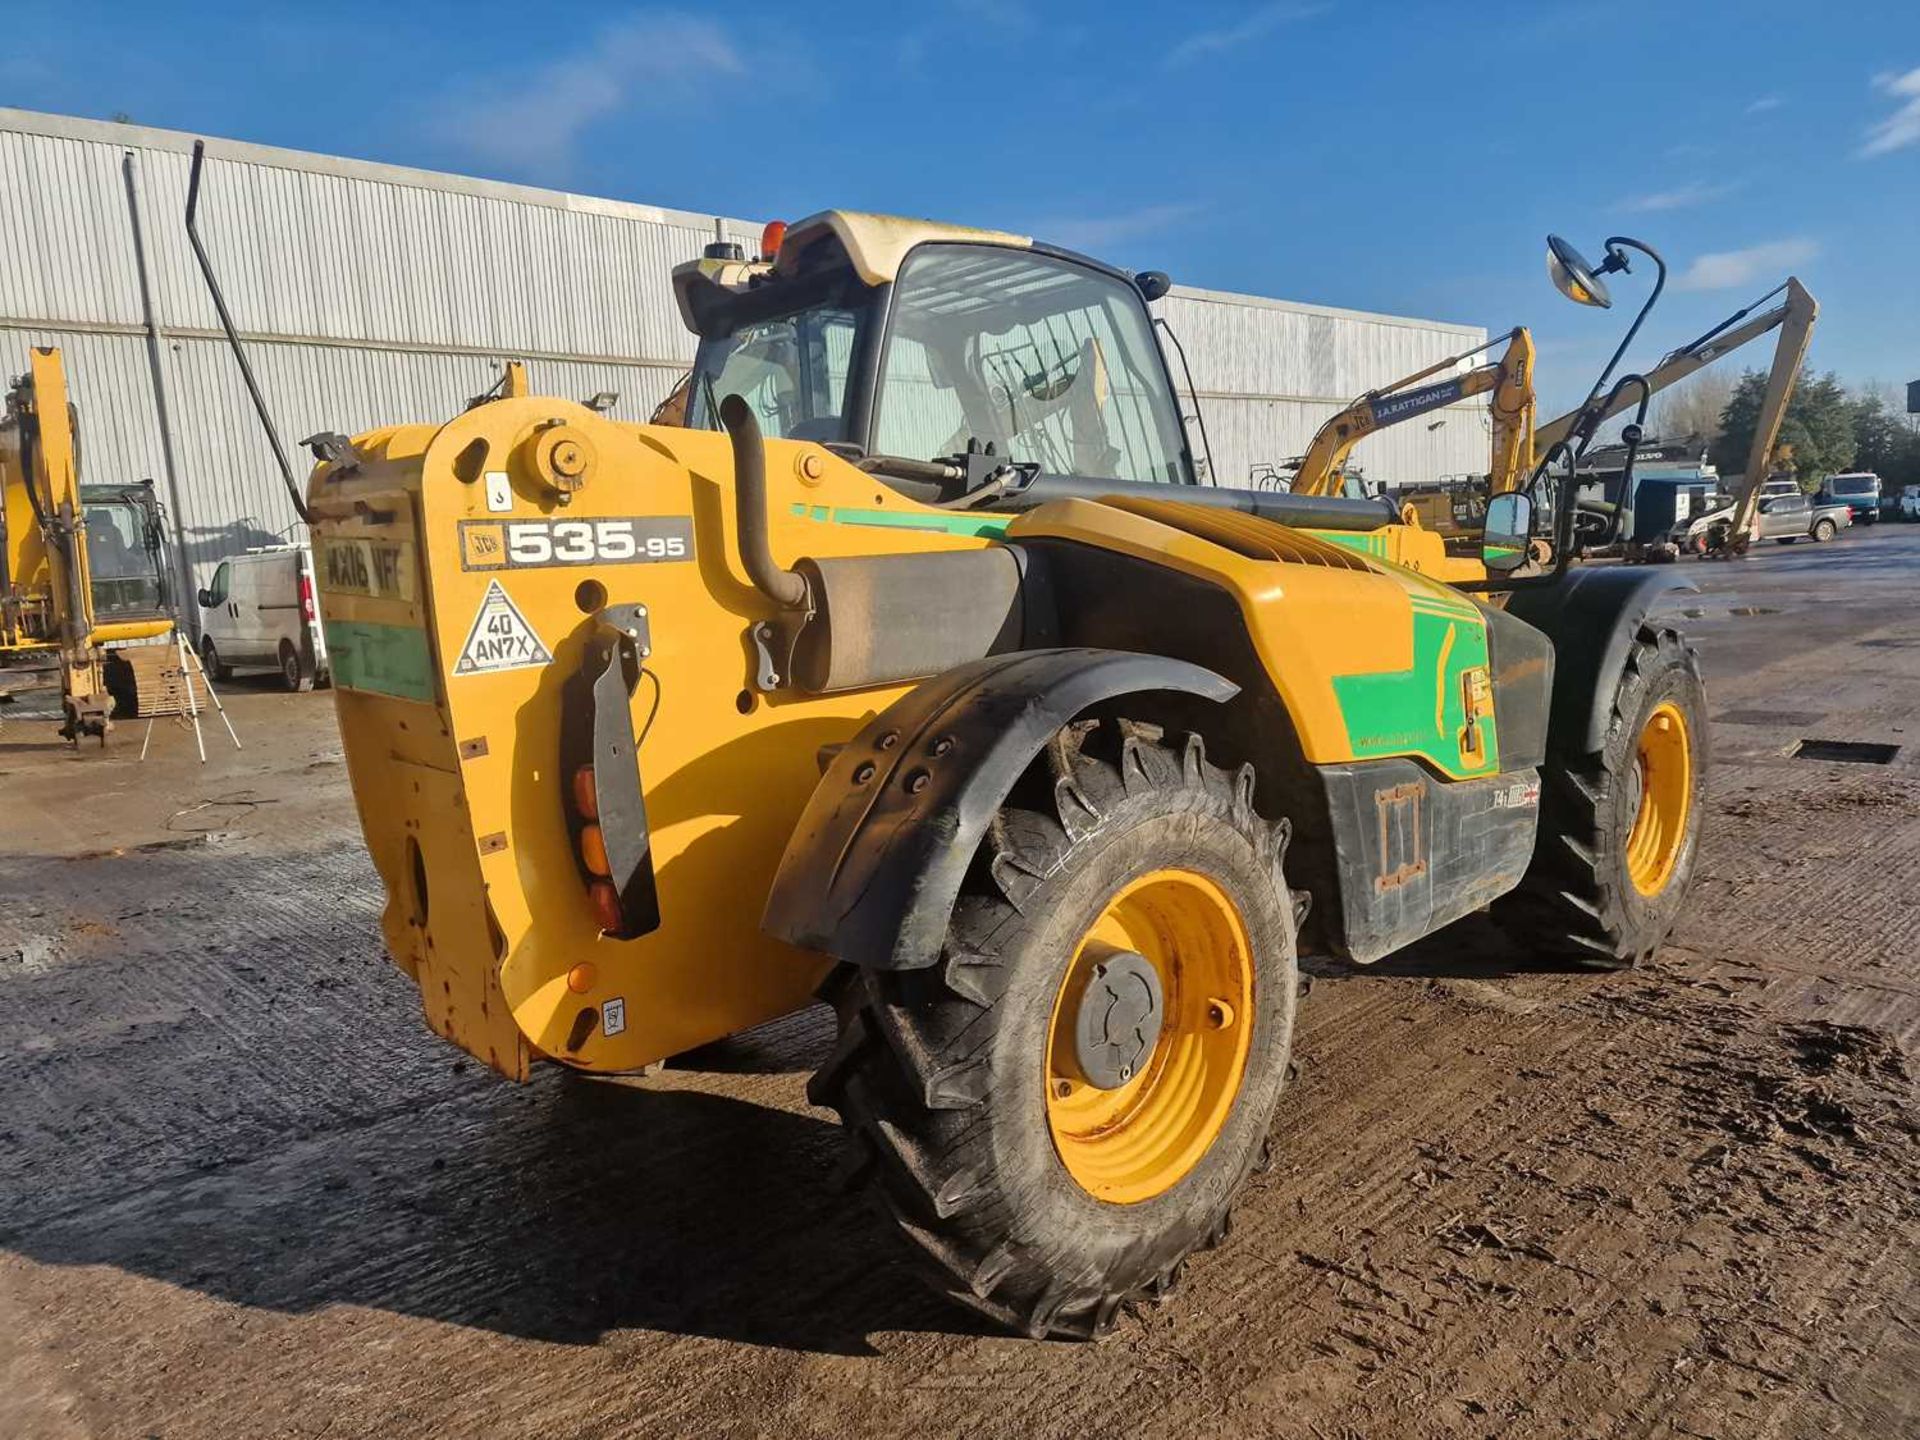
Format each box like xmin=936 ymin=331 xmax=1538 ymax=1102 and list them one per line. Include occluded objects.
xmin=1 ymin=106 xmax=1490 ymax=599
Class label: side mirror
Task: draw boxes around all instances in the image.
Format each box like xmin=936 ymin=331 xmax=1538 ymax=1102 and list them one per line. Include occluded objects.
xmin=1482 ymin=493 xmax=1533 ymax=573
xmin=1134 ymin=270 xmax=1172 ymax=302
xmin=197 ymin=587 xmax=214 ymax=608
xmin=1546 ymin=235 xmax=1612 ymax=309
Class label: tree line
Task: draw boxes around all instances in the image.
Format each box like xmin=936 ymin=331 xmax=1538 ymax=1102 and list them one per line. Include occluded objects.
xmin=1658 ymin=368 xmax=1912 ymax=495
xmin=1653 ymin=368 xmax=1920 ymax=492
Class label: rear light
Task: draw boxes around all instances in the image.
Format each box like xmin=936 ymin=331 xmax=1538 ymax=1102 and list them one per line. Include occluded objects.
xmin=579 ymin=824 xmax=610 ymax=877
xmin=588 ymin=881 xmax=623 ymax=932
xmin=565 ymin=765 xmax=619 ymax=930
xmin=571 ymin=765 xmax=599 ymax=820
xmin=298 ymin=571 xmax=316 ymax=623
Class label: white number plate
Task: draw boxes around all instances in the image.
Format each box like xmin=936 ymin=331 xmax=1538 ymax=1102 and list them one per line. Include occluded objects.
xmin=460 ymin=517 xmax=693 ymax=571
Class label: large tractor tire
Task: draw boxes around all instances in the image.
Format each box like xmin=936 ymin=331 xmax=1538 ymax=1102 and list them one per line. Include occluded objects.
xmin=809 ymin=720 xmax=1300 ymax=1339
xmin=1495 ymin=626 xmax=1707 ymax=969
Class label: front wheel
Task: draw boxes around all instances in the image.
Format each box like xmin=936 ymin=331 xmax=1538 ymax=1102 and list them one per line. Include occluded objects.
xmin=1494 ymin=627 xmax=1708 ymax=969
xmin=1813 ymin=519 xmax=1837 ymax=542
xmin=809 ymin=721 xmax=1300 ymax=1338
xmin=199 ymin=636 xmax=230 ymax=681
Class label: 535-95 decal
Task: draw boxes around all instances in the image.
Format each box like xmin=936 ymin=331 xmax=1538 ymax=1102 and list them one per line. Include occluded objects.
xmin=460 ymin=516 xmax=694 ymax=571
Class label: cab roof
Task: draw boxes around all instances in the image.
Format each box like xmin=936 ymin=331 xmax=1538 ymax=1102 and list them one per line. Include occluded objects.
xmin=672 ymin=208 xmax=1032 ymax=335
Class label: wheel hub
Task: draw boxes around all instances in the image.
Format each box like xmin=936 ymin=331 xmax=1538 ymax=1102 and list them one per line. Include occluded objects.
xmin=1073 ymin=949 xmax=1164 ymax=1090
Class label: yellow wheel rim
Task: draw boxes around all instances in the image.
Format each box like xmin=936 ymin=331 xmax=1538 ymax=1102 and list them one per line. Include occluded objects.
xmin=1625 ymin=700 xmax=1693 ymax=896
xmin=1044 ymin=869 xmax=1255 ymax=1204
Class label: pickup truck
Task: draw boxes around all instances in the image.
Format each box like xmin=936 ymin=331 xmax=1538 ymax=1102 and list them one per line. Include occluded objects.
xmin=1674 ymin=488 xmax=1851 ymax=551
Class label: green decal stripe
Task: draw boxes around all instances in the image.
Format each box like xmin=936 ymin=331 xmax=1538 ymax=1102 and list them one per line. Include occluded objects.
xmin=789 ymin=503 xmax=1011 ymax=538
xmin=323 ymin=619 xmax=437 ymax=703
xmin=1330 ymin=608 xmax=1498 ymax=778
xmin=1314 ymin=531 xmax=1389 ymax=557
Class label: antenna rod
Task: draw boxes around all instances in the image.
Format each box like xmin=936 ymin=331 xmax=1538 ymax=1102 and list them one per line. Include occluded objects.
xmin=184 ymin=140 xmax=310 ymax=524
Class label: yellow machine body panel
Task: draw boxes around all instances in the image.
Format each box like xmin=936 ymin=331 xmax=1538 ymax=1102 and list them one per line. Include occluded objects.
xmin=1008 ymin=497 xmax=1498 ymax=778
xmin=313 ymin=403 xmax=990 ymax=1076
xmin=313 ymin=399 xmax=1501 ymax=1077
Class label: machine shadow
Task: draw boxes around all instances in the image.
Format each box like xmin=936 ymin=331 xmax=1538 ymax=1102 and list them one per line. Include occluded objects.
xmin=6 ymin=1037 xmax=987 ymax=1357
xmin=1301 ymin=909 xmax=1611 ymax=981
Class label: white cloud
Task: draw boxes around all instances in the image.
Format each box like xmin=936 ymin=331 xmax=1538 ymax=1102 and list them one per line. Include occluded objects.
xmin=1621 ymin=180 xmax=1741 ymax=213
xmin=1675 ymin=238 xmax=1819 ymax=291
xmin=1745 ymin=94 xmax=1783 ymax=114
xmin=1861 ymin=65 xmax=1920 ymax=157
xmin=429 ymin=12 xmax=743 ymax=176
xmin=1032 ymin=202 xmax=1203 ymax=252
xmin=1165 ymin=3 xmax=1325 ymax=68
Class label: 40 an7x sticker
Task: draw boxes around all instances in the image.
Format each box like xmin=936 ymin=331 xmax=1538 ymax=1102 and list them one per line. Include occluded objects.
xmin=460 ymin=516 xmax=693 ymax=571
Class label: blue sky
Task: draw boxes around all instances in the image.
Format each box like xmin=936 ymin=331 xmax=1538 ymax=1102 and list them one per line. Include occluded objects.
xmin=5 ymin=1 xmax=1916 ymax=411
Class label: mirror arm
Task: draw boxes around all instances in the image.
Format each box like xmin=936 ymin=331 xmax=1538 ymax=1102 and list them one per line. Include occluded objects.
xmin=1578 ymin=237 xmax=1667 ymax=413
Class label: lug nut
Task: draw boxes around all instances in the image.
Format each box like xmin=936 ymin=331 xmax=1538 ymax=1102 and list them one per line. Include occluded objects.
xmin=852 ymin=762 xmax=876 ymax=785
xmin=1053 ymin=1078 xmax=1074 ymax=1099
xmin=904 ymin=769 xmax=930 ymax=794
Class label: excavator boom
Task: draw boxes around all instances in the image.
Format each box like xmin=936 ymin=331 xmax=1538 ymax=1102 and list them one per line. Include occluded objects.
xmin=1291 ymin=329 xmax=1536 ymax=498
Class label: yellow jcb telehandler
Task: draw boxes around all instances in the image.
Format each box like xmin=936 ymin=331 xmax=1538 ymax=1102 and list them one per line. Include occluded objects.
xmin=187 ymin=148 xmax=1738 ymax=1336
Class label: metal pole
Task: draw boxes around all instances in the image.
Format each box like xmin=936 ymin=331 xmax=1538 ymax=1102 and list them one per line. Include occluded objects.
xmin=122 ymin=149 xmax=199 ymax=639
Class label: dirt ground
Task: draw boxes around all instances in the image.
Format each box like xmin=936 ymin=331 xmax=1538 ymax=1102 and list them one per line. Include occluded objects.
xmin=2 ymin=528 xmax=1916 ymax=1440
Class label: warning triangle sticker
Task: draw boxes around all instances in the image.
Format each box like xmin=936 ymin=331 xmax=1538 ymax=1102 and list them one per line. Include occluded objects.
xmin=454 ymin=579 xmax=553 ymax=676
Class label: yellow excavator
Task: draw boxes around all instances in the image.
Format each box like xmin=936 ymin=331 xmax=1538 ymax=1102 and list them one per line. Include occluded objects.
xmin=1 ymin=348 xmax=178 ymax=742
xmin=1286 ymin=327 xmax=1537 ymax=503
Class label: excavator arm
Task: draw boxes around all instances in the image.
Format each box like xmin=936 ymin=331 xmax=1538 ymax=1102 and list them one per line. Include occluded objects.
xmin=1291 ymin=328 xmax=1535 ymax=498
xmin=1535 ymin=277 xmax=1817 ymax=544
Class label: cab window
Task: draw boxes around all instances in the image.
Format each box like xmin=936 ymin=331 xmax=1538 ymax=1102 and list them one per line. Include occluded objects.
xmin=205 ymin=561 xmax=231 ymax=606
xmin=872 ymin=246 xmax=1190 ymax=484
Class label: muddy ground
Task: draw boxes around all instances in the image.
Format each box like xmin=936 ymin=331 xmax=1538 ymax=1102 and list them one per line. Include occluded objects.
xmin=2 ymin=529 xmax=1916 ymax=1439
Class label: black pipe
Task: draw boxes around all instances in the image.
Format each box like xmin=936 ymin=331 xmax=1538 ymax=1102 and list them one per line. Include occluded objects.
xmin=995 ymin=471 xmax=1401 ymax=533
xmin=718 ymin=394 xmax=809 ymax=609
xmin=185 ymin=141 xmax=310 ymax=526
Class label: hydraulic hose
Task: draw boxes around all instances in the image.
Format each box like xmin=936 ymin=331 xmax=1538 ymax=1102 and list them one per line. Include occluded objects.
xmin=718 ymin=393 xmax=809 ymax=610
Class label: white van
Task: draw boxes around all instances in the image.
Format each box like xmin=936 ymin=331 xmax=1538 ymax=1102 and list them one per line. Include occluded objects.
xmin=196 ymin=545 xmax=329 ymax=691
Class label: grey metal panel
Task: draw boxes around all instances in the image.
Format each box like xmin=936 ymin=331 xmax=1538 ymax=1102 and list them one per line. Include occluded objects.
xmin=1199 ymin=396 xmax=1493 ymax=493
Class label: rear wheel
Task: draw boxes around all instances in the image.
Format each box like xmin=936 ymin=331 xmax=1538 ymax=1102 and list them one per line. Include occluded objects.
xmin=809 ymin=721 xmax=1300 ymax=1338
xmin=279 ymin=641 xmax=314 ymax=693
xmin=1494 ymin=627 xmax=1707 ymax=969
xmin=199 ymin=636 xmax=230 ymax=681
xmin=1812 ymin=518 xmax=1837 ymax=542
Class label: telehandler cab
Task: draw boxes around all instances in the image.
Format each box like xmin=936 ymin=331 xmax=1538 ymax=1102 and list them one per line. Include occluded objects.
xmin=273 ymin=204 xmax=1721 ymax=1338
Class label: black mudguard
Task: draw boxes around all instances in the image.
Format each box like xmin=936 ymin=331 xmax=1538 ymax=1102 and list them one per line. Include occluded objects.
xmin=762 ymin=647 xmax=1237 ymax=971
xmin=1502 ymin=568 xmax=1698 ymax=755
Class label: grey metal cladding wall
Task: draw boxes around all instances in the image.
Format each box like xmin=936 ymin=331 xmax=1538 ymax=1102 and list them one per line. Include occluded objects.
xmin=1157 ymin=285 xmax=1492 ymax=487
xmin=0 ymin=129 xmax=147 ymax=327
xmin=1159 ymin=286 xmax=1485 ymax=399
xmin=1 ymin=109 xmax=745 ymax=363
xmin=132 ymin=143 xmax=725 ymax=358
